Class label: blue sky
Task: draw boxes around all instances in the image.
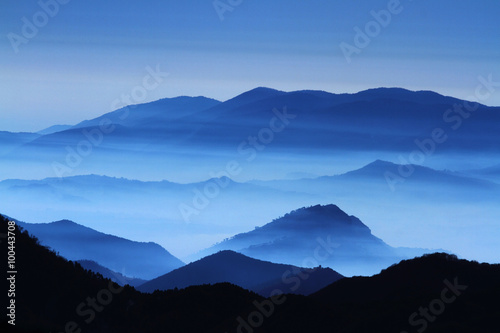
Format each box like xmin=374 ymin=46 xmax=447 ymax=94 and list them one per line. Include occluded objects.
xmin=1 ymin=0 xmax=499 ymax=132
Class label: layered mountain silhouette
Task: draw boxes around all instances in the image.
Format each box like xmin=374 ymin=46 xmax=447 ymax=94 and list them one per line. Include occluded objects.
xmin=192 ymin=204 xmax=431 ymax=276
xmin=4 ymin=87 xmax=500 ymax=160
xmin=2 ymin=215 xmax=499 ymax=333
xmin=1 ymin=86 xmax=499 ymax=275
xmin=340 ymin=160 xmax=499 ymax=189
xmin=138 ymin=250 xmax=343 ymax=296
xmin=0 ymin=174 xmax=313 ymax=252
xmin=2 ymin=161 xmax=497 ymax=263
xmin=248 ymin=160 xmax=500 ymax=263
xmin=0 ymin=131 xmax=40 ymax=155
xmin=14 ymin=218 xmax=184 ymax=280
xmin=0 ymin=215 xmax=261 ymax=333
xmin=252 ymin=159 xmax=500 ymax=193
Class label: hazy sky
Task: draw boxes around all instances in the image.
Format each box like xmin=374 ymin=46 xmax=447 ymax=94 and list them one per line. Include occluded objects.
xmin=1 ymin=0 xmax=499 ymax=132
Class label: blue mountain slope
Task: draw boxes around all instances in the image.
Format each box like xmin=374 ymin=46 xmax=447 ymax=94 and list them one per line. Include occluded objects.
xmin=338 ymin=160 xmax=500 ymax=188
xmin=76 ymin=260 xmax=147 ymax=287
xmin=137 ymin=250 xmax=343 ymax=296
xmin=15 ymin=218 xmax=184 ymax=280
xmin=192 ymin=205 xmax=432 ymax=276
xmin=73 ymin=96 xmax=221 ymax=129
xmin=251 ymin=160 xmax=500 ymax=197
xmin=37 ymin=124 xmax=73 ymax=135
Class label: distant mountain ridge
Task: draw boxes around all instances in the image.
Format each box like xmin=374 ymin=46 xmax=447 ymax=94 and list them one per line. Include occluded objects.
xmin=3 ymin=86 xmax=499 ymax=185
xmin=340 ymin=160 xmax=499 ymax=188
xmin=251 ymin=159 xmax=500 ymax=200
xmin=5 ymin=87 xmax=499 ymax=152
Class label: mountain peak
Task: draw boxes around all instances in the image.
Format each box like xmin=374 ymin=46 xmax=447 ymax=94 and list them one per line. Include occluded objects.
xmin=363 ymin=159 xmax=398 ymax=169
xmin=203 ymin=176 xmax=235 ymax=185
xmin=250 ymin=204 xmax=371 ymax=234
xmin=224 ymin=87 xmax=286 ymax=105
xmin=50 ymin=219 xmax=79 ymax=226
xmin=284 ymin=204 xmax=349 ymax=220
xmin=246 ymin=86 xmax=283 ymax=94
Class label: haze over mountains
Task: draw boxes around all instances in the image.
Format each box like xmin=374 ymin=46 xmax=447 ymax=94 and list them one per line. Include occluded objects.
xmin=1 ymin=87 xmax=499 ymax=332
xmin=1 ymin=87 xmax=499 ymax=274
xmin=9 ymin=203 xmax=432 ymax=279
xmin=2 ymin=87 xmax=500 ymax=182
xmin=192 ymin=204 xmax=432 ymax=276
xmin=1 ymin=159 xmax=498 ymax=263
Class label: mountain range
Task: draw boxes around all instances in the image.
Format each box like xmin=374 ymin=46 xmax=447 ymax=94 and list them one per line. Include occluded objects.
xmin=1 ymin=86 xmax=499 ymax=329
xmin=10 ymin=202 xmax=431 ymax=279
xmin=2 ymin=87 xmax=500 ymax=183
xmin=1 ymin=158 xmax=498 ymax=263
xmin=2 ymin=214 xmax=500 ymax=333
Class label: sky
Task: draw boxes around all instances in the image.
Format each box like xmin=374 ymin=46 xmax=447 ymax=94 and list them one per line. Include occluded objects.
xmin=1 ymin=0 xmax=499 ymax=132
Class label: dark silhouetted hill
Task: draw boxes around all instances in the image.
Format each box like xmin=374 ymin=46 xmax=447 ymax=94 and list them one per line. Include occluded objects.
xmin=1 ymin=215 xmax=499 ymax=333
xmin=138 ymin=250 xmax=343 ymax=296
xmin=0 ymin=215 xmax=266 ymax=333
xmin=309 ymin=253 xmax=500 ymax=332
